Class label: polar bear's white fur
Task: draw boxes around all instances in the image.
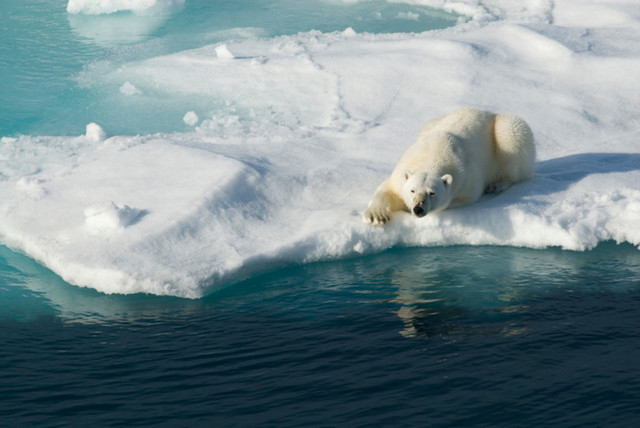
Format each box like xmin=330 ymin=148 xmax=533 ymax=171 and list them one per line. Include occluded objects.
xmin=363 ymin=108 xmax=536 ymax=225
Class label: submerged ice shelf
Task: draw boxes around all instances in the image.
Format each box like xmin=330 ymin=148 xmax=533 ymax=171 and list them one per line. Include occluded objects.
xmin=1 ymin=0 xmax=640 ymax=297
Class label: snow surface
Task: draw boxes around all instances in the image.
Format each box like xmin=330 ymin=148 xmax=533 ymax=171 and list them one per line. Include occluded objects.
xmin=1 ymin=0 xmax=639 ymax=298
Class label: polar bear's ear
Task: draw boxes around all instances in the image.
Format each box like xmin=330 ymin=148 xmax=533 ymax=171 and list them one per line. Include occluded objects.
xmin=403 ymin=170 xmax=413 ymax=182
xmin=441 ymin=174 xmax=453 ymax=187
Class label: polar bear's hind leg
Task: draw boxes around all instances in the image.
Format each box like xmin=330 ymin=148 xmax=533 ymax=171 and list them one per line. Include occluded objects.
xmin=493 ymin=113 xmax=536 ymax=184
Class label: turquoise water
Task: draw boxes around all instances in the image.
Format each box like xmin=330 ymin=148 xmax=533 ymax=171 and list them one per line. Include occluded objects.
xmin=2 ymin=1 xmax=640 ymax=426
xmin=1 ymin=0 xmax=459 ymax=137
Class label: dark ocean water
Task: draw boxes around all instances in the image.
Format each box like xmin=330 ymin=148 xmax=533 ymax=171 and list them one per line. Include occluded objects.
xmin=2 ymin=243 xmax=640 ymax=426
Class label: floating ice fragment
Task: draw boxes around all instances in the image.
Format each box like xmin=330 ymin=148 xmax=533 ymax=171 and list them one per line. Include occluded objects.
xmin=84 ymin=201 xmax=143 ymax=235
xmin=85 ymin=123 xmax=107 ymax=142
xmin=183 ymin=111 xmax=199 ymax=126
xmin=215 ymin=44 xmax=235 ymax=59
xmin=397 ymin=12 xmax=420 ymax=21
xmin=120 ymin=81 xmax=142 ymax=96
xmin=5 ymin=0 xmax=640 ymax=299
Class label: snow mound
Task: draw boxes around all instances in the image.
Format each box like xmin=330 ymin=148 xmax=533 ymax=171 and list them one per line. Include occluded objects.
xmin=215 ymin=44 xmax=235 ymax=60
xmin=85 ymin=123 xmax=107 ymax=142
xmin=84 ymin=201 xmax=144 ymax=235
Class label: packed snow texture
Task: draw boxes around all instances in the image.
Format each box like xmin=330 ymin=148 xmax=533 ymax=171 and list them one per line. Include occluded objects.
xmin=1 ymin=0 xmax=639 ymax=297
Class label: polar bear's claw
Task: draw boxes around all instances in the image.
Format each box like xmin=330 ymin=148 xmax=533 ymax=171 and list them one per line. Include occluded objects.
xmin=362 ymin=207 xmax=391 ymax=225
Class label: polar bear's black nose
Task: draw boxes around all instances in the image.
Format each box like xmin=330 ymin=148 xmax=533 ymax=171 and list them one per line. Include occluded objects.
xmin=413 ymin=206 xmax=425 ymax=216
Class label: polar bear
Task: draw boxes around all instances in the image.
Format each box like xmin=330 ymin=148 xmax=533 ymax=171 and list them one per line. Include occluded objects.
xmin=363 ymin=108 xmax=535 ymax=225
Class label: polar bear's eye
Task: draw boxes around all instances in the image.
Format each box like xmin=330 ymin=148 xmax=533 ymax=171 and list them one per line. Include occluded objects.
xmin=410 ymin=190 xmax=415 ymax=193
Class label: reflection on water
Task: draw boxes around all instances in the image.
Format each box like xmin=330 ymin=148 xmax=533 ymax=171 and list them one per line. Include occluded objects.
xmin=385 ymin=243 xmax=640 ymax=338
xmin=66 ymin=0 xmax=185 ymax=46
xmin=3 ymin=242 xmax=639 ymax=333
xmin=68 ymin=11 xmax=179 ymax=47
xmin=0 ymin=246 xmax=202 ymax=323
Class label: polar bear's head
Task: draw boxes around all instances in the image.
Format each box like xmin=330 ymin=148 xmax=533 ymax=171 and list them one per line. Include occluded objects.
xmin=401 ymin=171 xmax=453 ymax=217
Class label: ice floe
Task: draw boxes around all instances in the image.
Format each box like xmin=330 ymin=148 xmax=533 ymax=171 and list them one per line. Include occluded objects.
xmin=1 ymin=0 xmax=639 ymax=297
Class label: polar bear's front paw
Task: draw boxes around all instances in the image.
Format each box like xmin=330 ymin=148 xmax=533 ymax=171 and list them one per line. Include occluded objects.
xmin=362 ymin=205 xmax=391 ymax=226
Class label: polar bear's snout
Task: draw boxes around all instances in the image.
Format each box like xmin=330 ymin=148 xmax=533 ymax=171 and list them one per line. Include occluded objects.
xmin=411 ymin=194 xmax=428 ymax=217
xmin=411 ymin=191 xmax=429 ymax=217
xmin=412 ymin=205 xmax=426 ymax=217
